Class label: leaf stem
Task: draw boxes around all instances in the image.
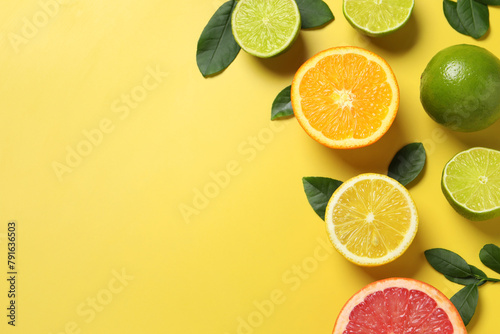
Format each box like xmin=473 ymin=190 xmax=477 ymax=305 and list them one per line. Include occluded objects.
xmin=482 ymin=277 xmax=500 ymax=282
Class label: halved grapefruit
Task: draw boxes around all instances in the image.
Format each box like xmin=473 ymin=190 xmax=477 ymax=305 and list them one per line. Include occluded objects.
xmin=333 ymin=278 xmax=467 ymax=334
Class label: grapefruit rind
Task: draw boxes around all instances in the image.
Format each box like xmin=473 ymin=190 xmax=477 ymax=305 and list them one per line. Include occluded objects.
xmin=325 ymin=174 xmax=418 ymax=266
xmin=291 ymin=46 xmax=399 ymax=149
xmin=333 ymin=278 xmax=467 ymax=334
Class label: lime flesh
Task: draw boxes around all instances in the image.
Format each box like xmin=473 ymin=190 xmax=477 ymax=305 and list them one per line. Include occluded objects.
xmin=343 ymin=0 xmax=414 ymax=36
xmin=442 ymin=147 xmax=500 ymax=221
xmin=231 ymin=0 xmax=301 ymax=58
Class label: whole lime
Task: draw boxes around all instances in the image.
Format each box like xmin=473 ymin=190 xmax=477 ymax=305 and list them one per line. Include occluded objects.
xmin=420 ymin=44 xmax=500 ymax=132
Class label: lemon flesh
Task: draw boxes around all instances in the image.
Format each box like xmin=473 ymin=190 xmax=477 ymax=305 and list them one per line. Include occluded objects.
xmin=231 ymin=0 xmax=301 ymax=58
xmin=325 ymin=173 xmax=418 ymax=266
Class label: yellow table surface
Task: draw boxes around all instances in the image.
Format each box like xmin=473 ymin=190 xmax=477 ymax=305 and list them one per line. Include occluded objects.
xmin=1 ymin=0 xmax=500 ymax=333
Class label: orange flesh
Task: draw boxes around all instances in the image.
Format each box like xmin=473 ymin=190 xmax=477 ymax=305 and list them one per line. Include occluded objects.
xmin=298 ymin=53 xmax=393 ymax=140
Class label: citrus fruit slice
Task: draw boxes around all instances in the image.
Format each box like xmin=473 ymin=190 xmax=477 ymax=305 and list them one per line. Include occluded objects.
xmin=420 ymin=44 xmax=500 ymax=132
xmin=325 ymin=173 xmax=418 ymax=266
xmin=343 ymin=0 xmax=415 ymax=36
xmin=231 ymin=0 xmax=301 ymax=58
xmin=291 ymin=46 xmax=399 ymax=149
xmin=442 ymin=147 xmax=500 ymax=221
xmin=333 ymin=278 xmax=467 ymax=334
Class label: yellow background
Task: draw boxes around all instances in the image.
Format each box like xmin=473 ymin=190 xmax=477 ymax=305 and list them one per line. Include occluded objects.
xmin=1 ymin=0 xmax=500 ymax=333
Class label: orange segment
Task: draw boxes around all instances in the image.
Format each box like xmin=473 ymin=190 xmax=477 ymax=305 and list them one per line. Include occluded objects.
xmin=291 ymin=46 xmax=399 ymax=149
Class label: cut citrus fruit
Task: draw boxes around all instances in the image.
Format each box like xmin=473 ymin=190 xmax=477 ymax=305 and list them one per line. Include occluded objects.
xmin=291 ymin=46 xmax=399 ymax=149
xmin=343 ymin=0 xmax=415 ymax=36
xmin=231 ymin=0 xmax=301 ymax=58
xmin=325 ymin=173 xmax=418 ymax=266
xmin=333 ymin=277 xmax=467 ymax=334
xmin=442 ymin=147 xmax=500 ymax=221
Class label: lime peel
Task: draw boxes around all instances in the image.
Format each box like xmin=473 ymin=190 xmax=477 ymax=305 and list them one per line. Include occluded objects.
xmin=442 ymin=147 xmax=500 ymax=221
xmin=231 ymin=0 xmax=301 ymax=58
xmin=343 ymin=0 xmax=414 ymax=36
xmin=420 ymin=44 xmax=500 ymax=132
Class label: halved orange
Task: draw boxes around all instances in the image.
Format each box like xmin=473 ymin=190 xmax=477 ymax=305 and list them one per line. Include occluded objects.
xmin=333 ymin=278 xmax=467 ymax=334
xmin=291 ymin=46 xmax=399 ymax=149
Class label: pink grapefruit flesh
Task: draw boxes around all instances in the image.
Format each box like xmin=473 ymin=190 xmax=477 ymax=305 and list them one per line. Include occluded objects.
xmin=333 ymin=278 xmax=467 ymax=334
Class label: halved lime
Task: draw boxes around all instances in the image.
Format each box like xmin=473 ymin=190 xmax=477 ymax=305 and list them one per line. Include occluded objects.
xmin=442 ymin=147 xmax=500 ymax=221
xmin=343 ymin=0 xmax=414 ymax=36
xmin=231 ymin=0 xmax=301 ymax=58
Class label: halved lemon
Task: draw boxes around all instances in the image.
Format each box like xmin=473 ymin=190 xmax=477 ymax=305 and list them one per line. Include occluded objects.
xmin=325 ymin=173 xmax=418 ymax=266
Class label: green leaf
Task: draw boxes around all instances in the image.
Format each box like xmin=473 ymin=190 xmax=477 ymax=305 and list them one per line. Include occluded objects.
xmin=443 ymin=0 xmax=470 ymax=36
xmin=271 ymin=85 xmax=294 ymax=120
xmin=387 ymin=143 xmax=426 ymax=186
xmin=479 ymin=244 xmax=500 ymax=274
xmin=295 ymin=0 xmax=335 ymax=29
xmin=475 ymin=0 xmax=500 ymax=5
xmin=196 ymin=0 xmax=240 ymax=77
xmin=450 ymin=284 xmax=479 ymax=326
xmin=457 ymin=0 xmax=489 ymax=39
xmin=445 ymin=265 xmax=487 ymax=286
xmin=302 ymin=177 xmax=342 ymax=220
xmin=425 ymin=248 xmax=473 ymax=278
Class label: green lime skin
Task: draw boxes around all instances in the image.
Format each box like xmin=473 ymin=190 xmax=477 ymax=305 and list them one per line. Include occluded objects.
xmin=231 ymin=0 xmax=301 ymax=58
xmin=343 ymin=0 xmax=414 ymax=37
xmin=441 ymin=147 xmax=500 ymax=221
xmin=420 ymin=44 xmax=500 ymax=132
xmin=441 ymin=173 xmax=500 ymax=222
xmin=441 ymin=178 xmax=500 ymax=221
